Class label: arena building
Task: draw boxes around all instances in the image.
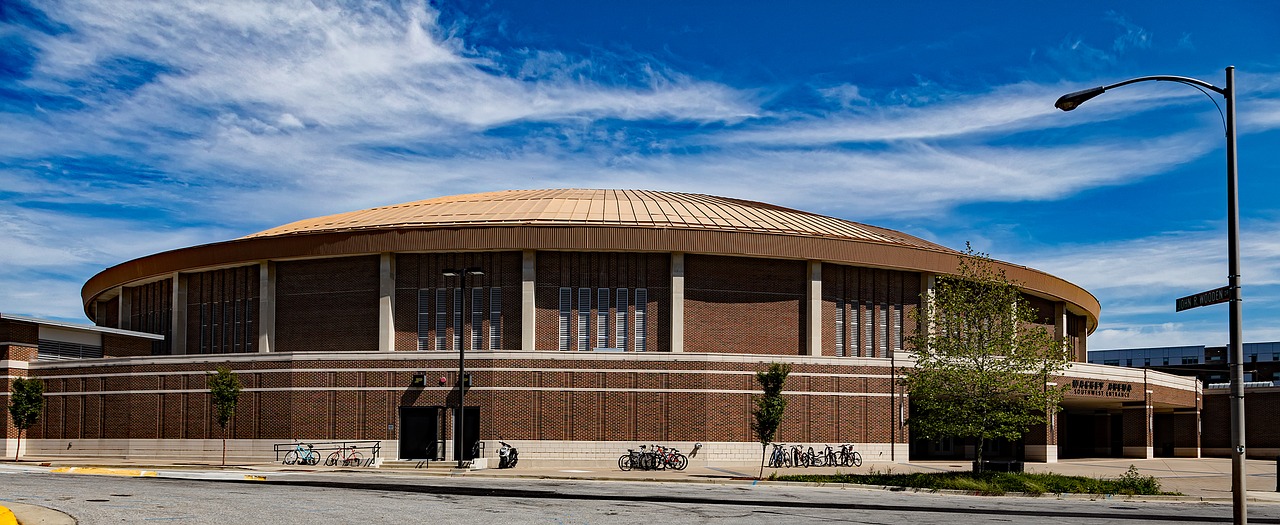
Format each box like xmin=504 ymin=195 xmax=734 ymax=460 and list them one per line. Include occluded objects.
xmin=1 ymin=189 xmax=1201 ymax=465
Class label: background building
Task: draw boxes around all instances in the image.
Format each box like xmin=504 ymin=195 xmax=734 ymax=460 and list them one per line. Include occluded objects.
xmin=3 ymin=189 xmax=1199 ymax=464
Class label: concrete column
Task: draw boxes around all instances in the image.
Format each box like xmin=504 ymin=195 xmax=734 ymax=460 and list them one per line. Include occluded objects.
xmin=1023 ymin=419 xmax=1059 ymax=463
xmin=118 ymin=286 xmax=130 ymax=330
xmin=670 ymin=252 xmax=685 ymax=353
xmin=521 ymin=250 xmax=536 ymax=351
xmin=1121 ymin=400 xmax=1154 ymax=459
xmin=919 ymin=274 xmax=936 ymax=340
xmin=806 ymin=261 xmax=822 ymax=356
xmin=258 ymin=261 xmax=276 ymax=353
xmin=171 ymin=273 xmax=187 ymax=355
xmin=1173 ymin=408 xmax=1201 ymax=458
xmin=378 ymin=253 xmax=396 ymax=352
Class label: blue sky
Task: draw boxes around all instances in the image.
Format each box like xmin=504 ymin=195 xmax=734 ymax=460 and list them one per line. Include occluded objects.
xmin=3 ymin=1 xmax=1280 ymax=350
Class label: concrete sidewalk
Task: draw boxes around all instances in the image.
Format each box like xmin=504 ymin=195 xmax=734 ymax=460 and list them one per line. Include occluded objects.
xmin=5 ymin=455 xmax=1278 ymax=500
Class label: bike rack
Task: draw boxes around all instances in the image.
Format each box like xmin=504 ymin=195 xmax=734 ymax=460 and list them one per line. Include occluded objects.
xmin=274 ymin=440 xmax=382 ymax=466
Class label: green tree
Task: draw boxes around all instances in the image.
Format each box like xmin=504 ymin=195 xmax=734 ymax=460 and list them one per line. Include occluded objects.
xmin=902 ymin=245 xmax=1069 ymax=472
xmin=207 ymin=367 xmax=242 ymax=466
xmin=8 ymin=377 xmax=45 ymax=461
xmin=751 ymin=362 xmax=791 ymax=479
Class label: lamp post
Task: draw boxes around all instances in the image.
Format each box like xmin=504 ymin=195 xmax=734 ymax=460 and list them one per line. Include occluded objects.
xmin=442 ymin=266 xmax=484 ymax=468
xmin=1056 ymin=66 xmax=1245 ymax=524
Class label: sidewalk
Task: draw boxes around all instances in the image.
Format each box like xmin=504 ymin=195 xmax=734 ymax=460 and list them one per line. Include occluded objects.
xmin=4 ymin=455 xmax=1280 ymax=523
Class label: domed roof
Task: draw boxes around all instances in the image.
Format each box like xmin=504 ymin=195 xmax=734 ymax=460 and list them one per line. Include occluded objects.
xmin=245 ymin=189 xmax=954 ymax=252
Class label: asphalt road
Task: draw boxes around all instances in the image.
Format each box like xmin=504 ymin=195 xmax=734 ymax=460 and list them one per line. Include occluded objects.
xmin=3 ymin=466 xmax=1279 ymax=524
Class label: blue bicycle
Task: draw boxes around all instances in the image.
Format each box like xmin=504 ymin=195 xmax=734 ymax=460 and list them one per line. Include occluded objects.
xmin=283 ymin=442 xmax=319 ymax=466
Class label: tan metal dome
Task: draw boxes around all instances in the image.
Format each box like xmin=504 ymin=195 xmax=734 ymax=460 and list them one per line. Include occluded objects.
xmin=244 ymin=189 xmax=955 ymax=252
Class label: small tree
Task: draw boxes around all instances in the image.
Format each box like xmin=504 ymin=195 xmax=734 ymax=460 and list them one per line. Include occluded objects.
xmin=751 ymin=362 xmax=791 ymax=479
xmin=207 ymin=367 xmax=242 ymax=466
xmin=902 ymin=245 xmax=1069 ymax=472
xmin=8 ymin=377 xmax=45 ymax=461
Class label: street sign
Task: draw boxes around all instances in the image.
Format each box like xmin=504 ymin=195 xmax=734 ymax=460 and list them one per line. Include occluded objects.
xmin=1176 ymin=285 xmax=1233 ymax=312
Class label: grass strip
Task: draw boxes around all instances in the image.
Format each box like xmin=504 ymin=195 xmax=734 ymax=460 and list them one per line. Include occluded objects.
xmin=773 ymin=465 xmax=1174 ymax=496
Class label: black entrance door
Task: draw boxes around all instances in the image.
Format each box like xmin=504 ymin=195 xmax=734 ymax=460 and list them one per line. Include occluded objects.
xmin=455 ymin=406 xmax=480 ymax=460
xmin=399 ymin=406 xmax=439 ymax=460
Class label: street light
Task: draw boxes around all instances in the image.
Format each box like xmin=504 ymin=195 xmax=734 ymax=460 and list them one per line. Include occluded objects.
xmin=442 ymin=266 xmax=484 ymax=468
xmin=1056 ymin=67 xmax=1245 ymax=524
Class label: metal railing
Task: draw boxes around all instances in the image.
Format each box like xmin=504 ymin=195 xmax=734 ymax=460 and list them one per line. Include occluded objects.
xmin=273 ymin=440 xmax=382 ymax=467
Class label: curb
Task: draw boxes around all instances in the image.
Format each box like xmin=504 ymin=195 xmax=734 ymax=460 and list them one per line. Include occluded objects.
xmin=0 ymin=501 xmax=76 ymax=525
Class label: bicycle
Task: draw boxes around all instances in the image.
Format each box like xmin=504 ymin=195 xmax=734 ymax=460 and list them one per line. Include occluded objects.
xmin=283 ymin=442 xmax=319 ymax=466
xmin=325 ymin=444 xmax=363 ymax=467
xmin=839 ymin=443 xmax=863 ymax=467
xmin=767 ymin=443 xmax=790 ymax=468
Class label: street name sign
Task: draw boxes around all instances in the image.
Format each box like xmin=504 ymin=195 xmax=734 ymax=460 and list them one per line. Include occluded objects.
xmin=1175 ymin=285 xmax=1232 ymax=312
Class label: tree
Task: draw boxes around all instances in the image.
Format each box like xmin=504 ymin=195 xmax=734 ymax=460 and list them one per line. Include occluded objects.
xmin=207 ymin=367 xmax=242 ymax=466
xmin=8 ymin=377 xmax=45 ymax=461
xmin=902 ymin=245 xmax=1069 ymax=472
xmin=751 ymin=362 xmax=791 ymax=479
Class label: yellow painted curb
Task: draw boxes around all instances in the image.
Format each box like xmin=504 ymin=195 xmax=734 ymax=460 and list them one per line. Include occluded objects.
xmin=0 ymin=505 xmax=18 ymax=525
xmin=244 ymin=475 xmax=266 ymax=481
xmin=50 ymin=466 xmax=158 ymax=477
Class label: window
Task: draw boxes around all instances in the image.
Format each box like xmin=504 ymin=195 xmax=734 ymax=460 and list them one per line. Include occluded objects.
xmin=1103 ymin=359 xmax=1119 ymax=366
xmin=471 ymin=287 xmax=484 ymax=351
xmin=862 ymin=302 xmax=873 ymax=357
xmin=1182 ymin=356 xmax=1198 ymax=365
xmin=1144 ymin=358 xmax=1151 ymax=367
xmin=597 ymin=288 xmax=610 ymax=349
xmin=435 ymin=288 xmax=447 ymax=351
xmin=1125 ymin=359 xmax=1132 ymax=367
xmin=558 ymin=287 xmax=571 ymax=351
xmin=834 ymin=300 xmax=845 ymax=357
xmin=616 ymin=289 xmax=629 ymax=351
xmin=635 ymin=288 xmax=648 ymax=352
xmin=1163 ymin=357 xmax=1169 ymax=365
xmin=452 ymin=288 xmax=462 ymax=351
xmin=1250 ymin=354 xmax=1258 ymax=363
xmin=892 ymin=304 xmax=902 ymax=355
xmin=879 ymin=303 xmax=889 ymax=358
xmin=417 ymin=289 xmax=431 ymax=351
xmin=489 ymin=288 xmax=502 ymax=350
xmin=577 ymin=288 xmax=590 ymax=351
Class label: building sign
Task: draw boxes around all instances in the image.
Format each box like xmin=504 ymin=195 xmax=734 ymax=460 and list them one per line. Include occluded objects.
xmin=1070 ymin=380 xmax=1134 ymax=398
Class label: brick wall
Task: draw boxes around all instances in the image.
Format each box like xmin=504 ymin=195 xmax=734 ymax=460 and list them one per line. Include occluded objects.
xmin=276 ymin=256 xmax=376 ymax=352
xmin=822 ymin=265 xmax=920 ymax=358
xmin=685 ymin=255 xmax=803 ymax=355
xmin=185 ymin=265 xmax=261 ymax=354
xmin=534 ymin=252 xmax=669 ymax=352
xmin=394 ymin=252 xmax=523 ymax=352
xmin=127 ymin=279 xmax=172 ymax=354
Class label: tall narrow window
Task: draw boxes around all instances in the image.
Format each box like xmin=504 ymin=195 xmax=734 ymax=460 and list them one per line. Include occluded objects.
xmin=835 ymin=299 xmax=845 ymax=357
xmin=558 ymin=287 xmax=571 ymax=351
xmin=880 ymin=302 xmax=889 ymax=358
xmin=452 ymin=288 xmax=463 ymax=351
xmin=471 ymin=287 xmax=484 ymax=351
xmin=865 ymin=303 xmax=874 ymax=358
xmin=211 ymin=302 xmax=222 ymax=351
xmin=199 ymin=303 xmax=208 ymax=354
xmin=577 ymin=288 xmax=590 ymax=351
xmin=635 ymin=288 xmax=648 ymax=352
xmin=892 ymin=304 xmax=902 ymax=355
xmin=489 ymin=288 xmax=502 ymax=350
xmin=435 ymin=288 xmax=447 ymax=351
xmin=616 ymin=288 xmax=629 ymax=352
xmin=417 ymin=289 xmax=431 ymax=351
xmin=597 ymin=288 xmax=610 ymax=349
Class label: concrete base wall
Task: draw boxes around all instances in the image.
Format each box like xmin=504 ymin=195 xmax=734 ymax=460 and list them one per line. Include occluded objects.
xmin=1123 ymin=446 xmax=1154 ymax=459
xmin=14 ymin=439 xmax=911 ymax=467
xmin=1174 ymin=447 xmax=1201 ymax=458
xmin=1024 ymin=444 xmax=1058 ymax=463
xmin=1202 ymin=447 xmax=1280 ymax=459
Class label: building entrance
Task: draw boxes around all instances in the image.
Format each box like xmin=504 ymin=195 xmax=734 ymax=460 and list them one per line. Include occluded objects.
xmin=455 ymin=406 xmax=480 ymax=461
xmin=399 ymin=406 xmax=443 ymax=460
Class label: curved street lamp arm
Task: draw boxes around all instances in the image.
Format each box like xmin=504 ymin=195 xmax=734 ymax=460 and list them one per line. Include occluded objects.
xmin=1055 ymin=74 xmax=1225 ymax=111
